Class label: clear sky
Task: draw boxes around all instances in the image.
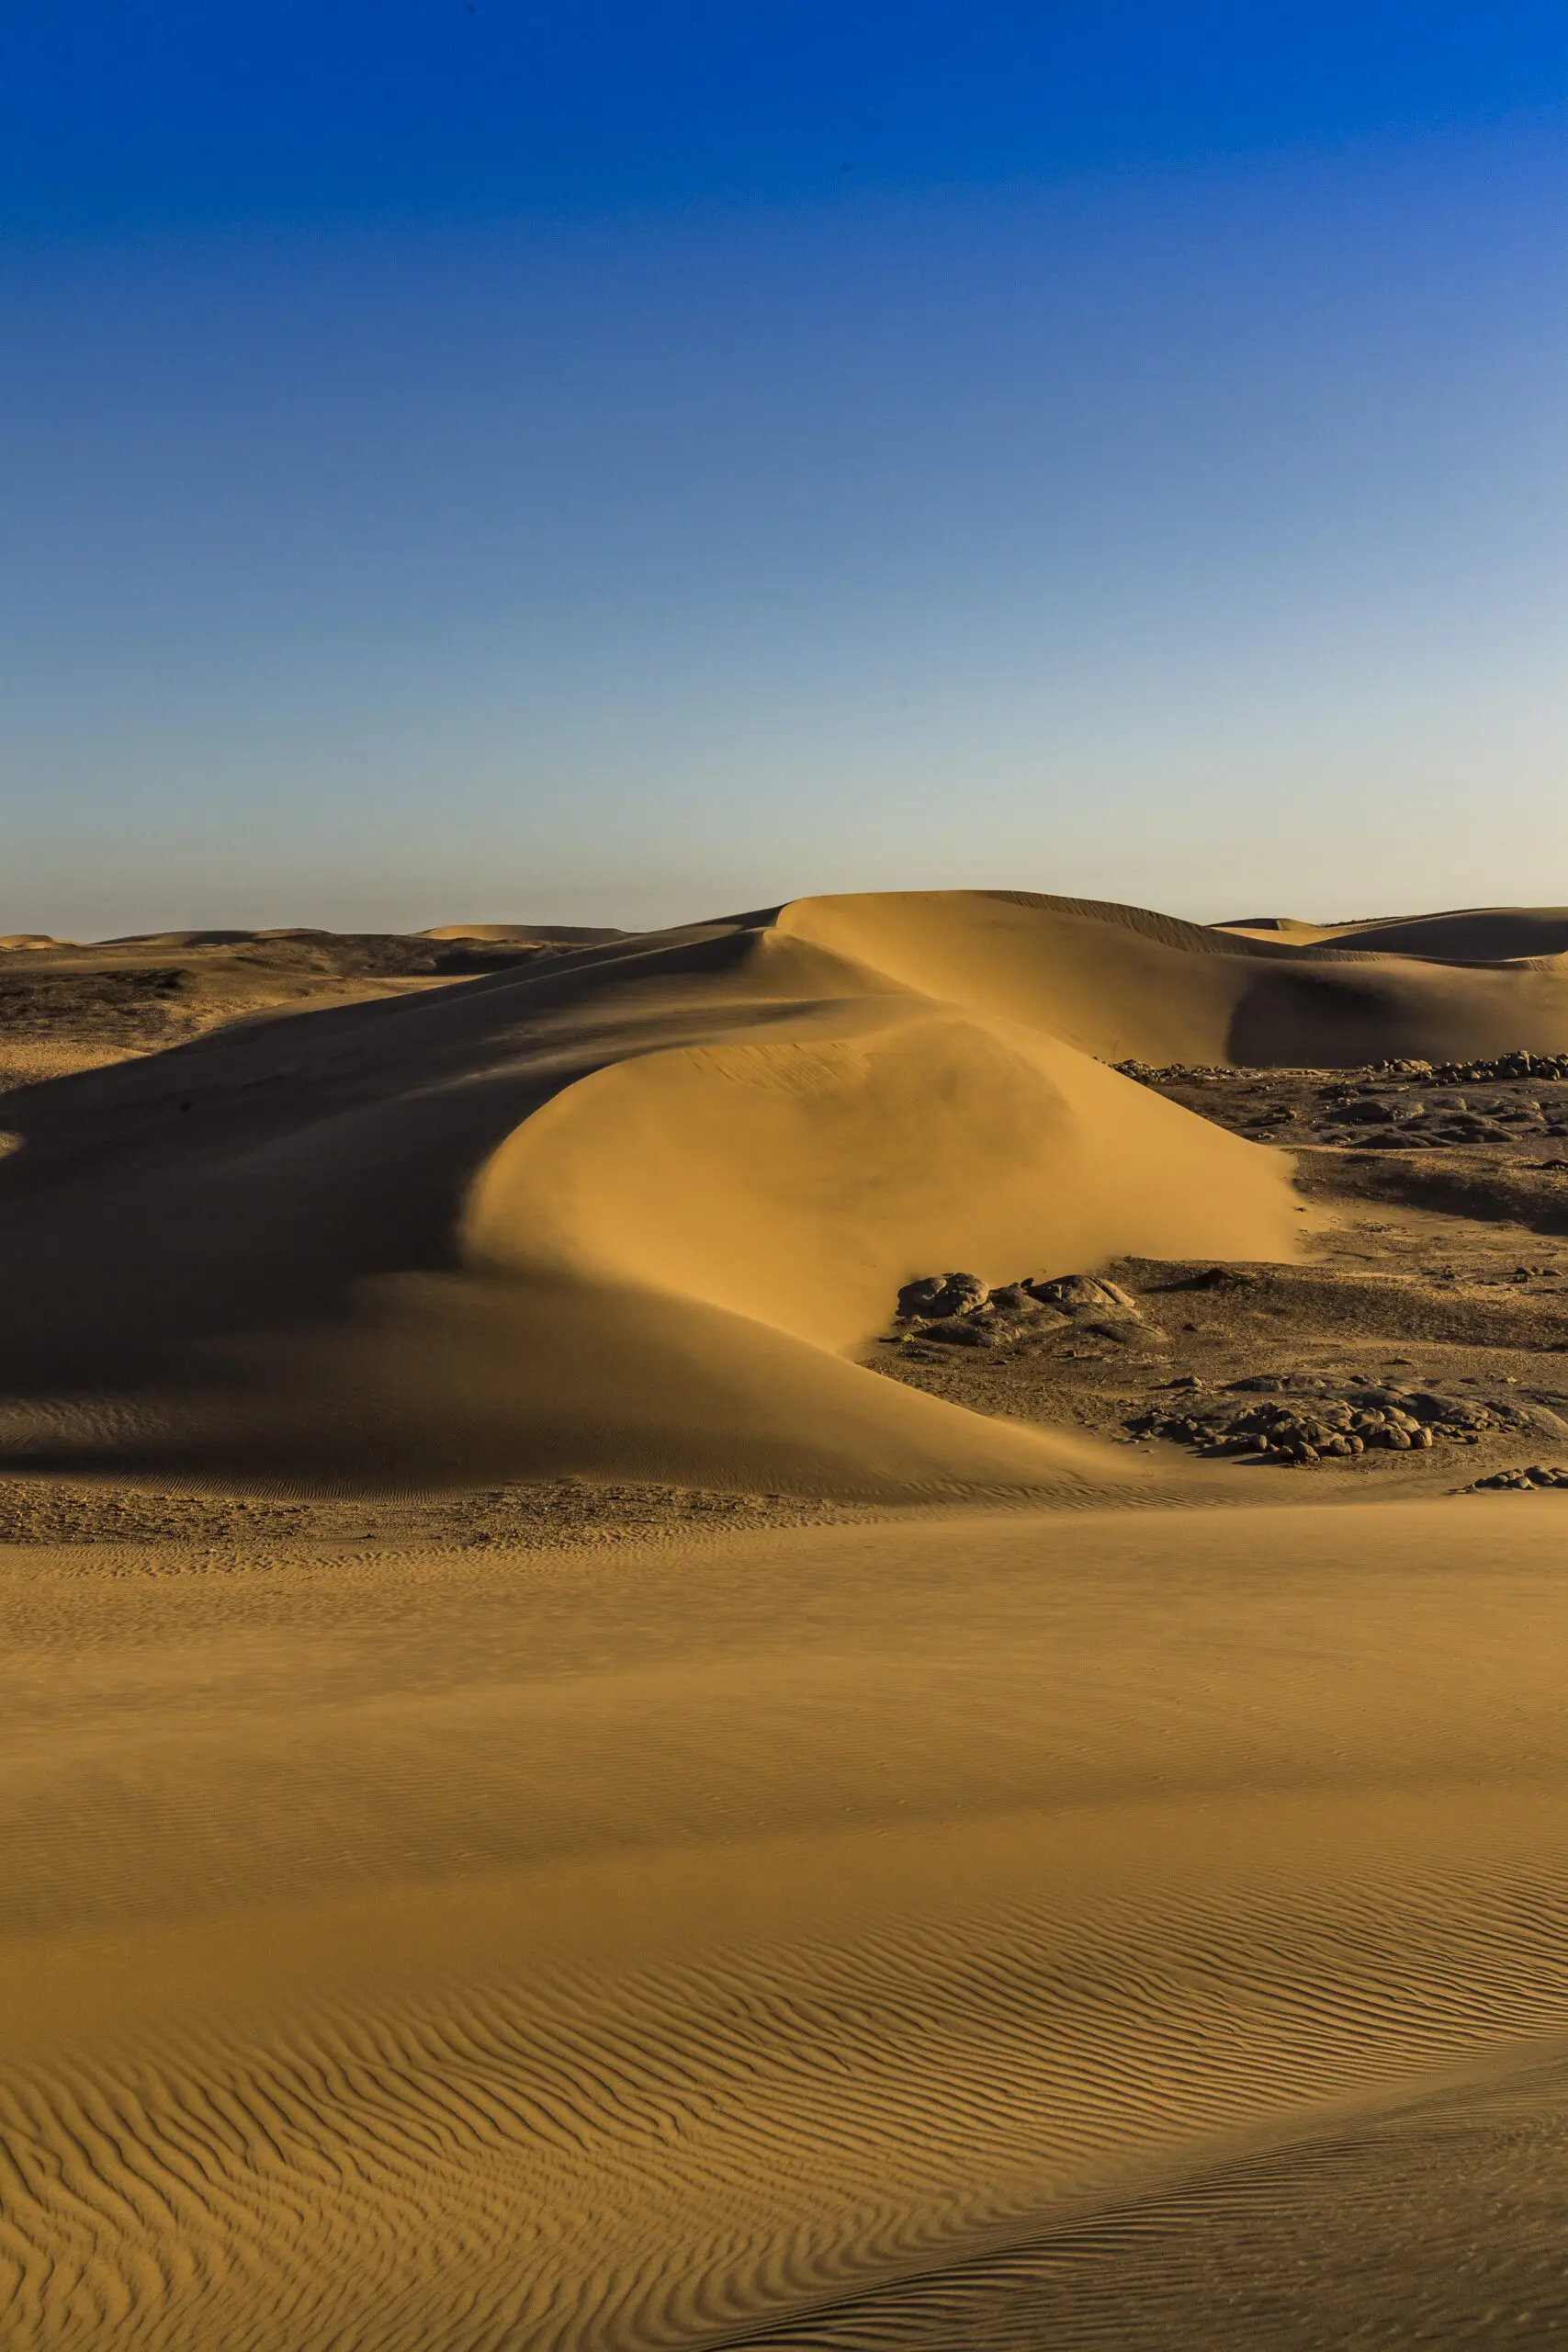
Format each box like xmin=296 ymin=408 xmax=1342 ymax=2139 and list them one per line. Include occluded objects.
xmin=4 ymin=3 xmax=1567 ymax=936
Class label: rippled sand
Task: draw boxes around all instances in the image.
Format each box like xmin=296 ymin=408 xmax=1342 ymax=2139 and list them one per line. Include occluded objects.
xmin=6 ymin=1498 xmax=1568 ymax=2346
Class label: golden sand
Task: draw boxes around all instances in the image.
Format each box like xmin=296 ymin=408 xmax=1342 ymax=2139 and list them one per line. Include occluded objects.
xmin=4 ymin=891 xmax=1568 ymax=2344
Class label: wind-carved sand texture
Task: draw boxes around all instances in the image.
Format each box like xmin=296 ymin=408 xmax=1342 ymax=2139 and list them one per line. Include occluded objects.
xmin=6 ymin=889 xmax=1568 ymax=2347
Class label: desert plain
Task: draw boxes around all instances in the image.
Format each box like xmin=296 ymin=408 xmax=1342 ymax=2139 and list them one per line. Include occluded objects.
xmin=5 ymin=890 xmax=1568 ymax=2346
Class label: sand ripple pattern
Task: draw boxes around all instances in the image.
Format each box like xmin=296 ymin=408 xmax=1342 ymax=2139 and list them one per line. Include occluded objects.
xmin=7 ymin=1831 xmax=1568 ymax=2349
xmin=9 ymin=1506 xmax=1568 ymax=2346
xmin=722 ymin=2051 xmax=1568 ymax=2347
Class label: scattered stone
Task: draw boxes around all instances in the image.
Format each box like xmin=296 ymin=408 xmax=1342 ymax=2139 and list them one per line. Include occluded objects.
xmin=1125 ymin=1383 xmax=1518 ymax=1468
xmin=1105 ymin=1053 xmax=1568 ymax=1163
xmin=1433 ymin=1054 xmax=1568 ymax=1083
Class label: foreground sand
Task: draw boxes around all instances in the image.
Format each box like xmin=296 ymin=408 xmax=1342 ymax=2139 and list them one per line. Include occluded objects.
xmin=6 ymin=1498 xmax=1568 ymax=2347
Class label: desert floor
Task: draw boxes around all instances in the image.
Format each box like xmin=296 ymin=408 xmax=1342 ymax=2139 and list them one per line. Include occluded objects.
xmin=5 ymin=894 xmax=1568 ymax=2348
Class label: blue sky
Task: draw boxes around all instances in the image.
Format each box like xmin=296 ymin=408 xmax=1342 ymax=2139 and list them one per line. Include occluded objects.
xmin=4 ymin=4 xmax=1567 ymax=934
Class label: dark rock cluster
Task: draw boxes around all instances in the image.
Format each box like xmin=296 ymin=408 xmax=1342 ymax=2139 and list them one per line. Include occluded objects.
xmin=1125 ymin=1380 xmax=1529 ymax=1467
xmin=1465 ymin=1464 xmax=1568 ymax=1491
xmin=1113 ymin=1060 xmax=1233 ymax=1084
xmin=1111 ymin=1052 xmax=1568 ymax=1155
xmin=892 ymin=1271 xmax=1145 ymax=1348
xmin=896 ymin=1272 xmax=990 ymax=1320
xmin=1314 ymin=1089 xmax=1568 ymax=1149
xmin=1426 ymin=1054 xmax=1568 ymax=1083
xmin=1114 ymin=1052 xmax=1568 ymax=1087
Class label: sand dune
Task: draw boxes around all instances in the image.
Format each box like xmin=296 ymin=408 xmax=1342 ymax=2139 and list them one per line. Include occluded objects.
xmin=1219 ymin=905 xmax=1568 ymax=960
xmin=5 ymin=888 xmax=1568 ymax=1493
xmin=419 ymin=921 xmax=628 ymax=944
xmin=6 ymin=888 xmax=1568 ymax=2346
xmin=783 ymin=891 xmax=1568 ymax=1059
xmin=6 ymin=1503 xmax=1568 ymax=2348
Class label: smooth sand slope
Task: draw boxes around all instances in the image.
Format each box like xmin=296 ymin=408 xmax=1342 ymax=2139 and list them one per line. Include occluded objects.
xmin=5 ymin=889 xmax=1568 ymax=1497
xmin=6 ymin=1502 xmax=1568 ymax=2348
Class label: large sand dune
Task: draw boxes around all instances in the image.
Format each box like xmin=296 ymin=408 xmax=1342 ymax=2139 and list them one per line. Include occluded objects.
xmin=5 ymin=889 xmax=1566 ymax=1496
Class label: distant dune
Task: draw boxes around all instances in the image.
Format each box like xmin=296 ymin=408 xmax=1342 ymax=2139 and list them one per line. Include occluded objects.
xmin=418 ymin=920 xmax=628 ymax=944
xmin=1216 ymin=904 xmax=1568 ymax=959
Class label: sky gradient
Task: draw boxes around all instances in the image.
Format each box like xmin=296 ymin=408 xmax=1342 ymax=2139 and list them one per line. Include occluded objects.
xmin=5 ymin=4 xmax=1567 ymax=936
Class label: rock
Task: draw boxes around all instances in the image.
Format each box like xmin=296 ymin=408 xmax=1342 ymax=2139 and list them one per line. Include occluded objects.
xmin=987 ymin=1283 xmax=1039 ymax=1315
xmin=897 ymin=1272 xmax=989 ymax=1320
xmin=1340 ymin=1098 xmax=1396 ymax=1124
xmin=919 ymin=1315 xmax=998 ymax=1347
xmin=1028 ymin=1273 xmax=1104 ymax=1310
xmin=1028 ymin=1273 xmax=1143 ymax=1318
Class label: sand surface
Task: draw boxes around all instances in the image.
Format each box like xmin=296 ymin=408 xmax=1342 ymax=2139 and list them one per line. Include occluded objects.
xmin=6 ymin=1504 xmax=1568 ymax=2348
xmin=6 ymin=889 xmax=1568 ymax=2346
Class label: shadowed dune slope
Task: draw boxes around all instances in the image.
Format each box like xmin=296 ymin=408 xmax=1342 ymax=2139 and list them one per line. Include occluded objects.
xmin=2 ymin=887 xmax=1564 ymax=1491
